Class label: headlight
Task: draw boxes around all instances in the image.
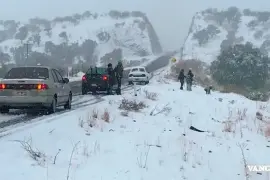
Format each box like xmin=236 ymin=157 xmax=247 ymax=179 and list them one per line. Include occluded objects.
xmin=141 ymin=74 xmax=146 ymax=77
xmin=129 ymin=74 xmax=133 ymax=77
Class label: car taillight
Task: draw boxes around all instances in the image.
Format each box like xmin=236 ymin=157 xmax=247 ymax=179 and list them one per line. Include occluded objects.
xmin=102 ymin=76 xmax=108 ymax=80
xmin=0 ymin=84 xmax=5 ymax=89
xmin=82 ymin=75 xmax=86 ymax=81
xmin=37 ymin=84 xmax=48 ymax=90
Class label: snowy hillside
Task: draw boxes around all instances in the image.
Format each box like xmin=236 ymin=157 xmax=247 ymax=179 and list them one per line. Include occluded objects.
xmin=0 ymin=10 xmax=162 ymax=67
xmin=182 ymin=7 xmax=270 ymax=64
xmin=0 ymin=76 xmax=270 ymax=180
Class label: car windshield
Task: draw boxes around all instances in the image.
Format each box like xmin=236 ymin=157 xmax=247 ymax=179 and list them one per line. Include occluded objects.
xmin=4 ymin=67 xmax=49 ymax=79
xmin=86 ymin=67 xmax=107 ymax=75
xmin=131 ymin=68 xmax=138 ymax=72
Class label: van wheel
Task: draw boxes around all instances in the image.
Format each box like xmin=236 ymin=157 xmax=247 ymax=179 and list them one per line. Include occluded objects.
xmin=64 ymin=94 xmax=72 ymax=110
xmin=48 ymin=98 xmax=56 ymax=114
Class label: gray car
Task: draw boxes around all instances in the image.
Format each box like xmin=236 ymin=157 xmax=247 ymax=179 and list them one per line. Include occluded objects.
xmin=0 ymin=66 xmax=72 ymax=114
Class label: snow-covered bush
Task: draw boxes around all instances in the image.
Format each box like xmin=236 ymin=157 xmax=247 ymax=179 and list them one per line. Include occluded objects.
xmin=119 ymin=98 xmax=146 ymax=111
xmin=211 ymin=42 xmax=269 ymax=89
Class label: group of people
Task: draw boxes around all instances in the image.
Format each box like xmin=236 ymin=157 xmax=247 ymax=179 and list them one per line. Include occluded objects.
xmin=177 ymin=68 xmax=212 ymax=94
xmin=106 ymin=61 xmax=123 ymax=94
xmin=178 ymin=68 xmax=194 ymax=91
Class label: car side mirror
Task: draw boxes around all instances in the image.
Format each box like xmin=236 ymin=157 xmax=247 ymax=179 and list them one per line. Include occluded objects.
xmin=63 ymin=78 xmax=69 ymax=83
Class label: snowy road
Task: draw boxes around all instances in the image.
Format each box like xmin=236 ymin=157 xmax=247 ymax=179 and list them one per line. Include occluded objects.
xmin=0 ymin=52 xmax=172 ymax=134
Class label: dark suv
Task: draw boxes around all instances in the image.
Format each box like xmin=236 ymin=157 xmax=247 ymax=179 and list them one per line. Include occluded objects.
xmin=81 ymin=67 xmax=119 ymax=95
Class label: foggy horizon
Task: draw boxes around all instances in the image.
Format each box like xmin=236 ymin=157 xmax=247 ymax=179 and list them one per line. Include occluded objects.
xmin=1 ymin=0 xmax=270 ymax=51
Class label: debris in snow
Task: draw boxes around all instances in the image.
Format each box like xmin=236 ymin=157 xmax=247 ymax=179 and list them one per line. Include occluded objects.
xmin=189 ymin=126 xmax=205 ymax=132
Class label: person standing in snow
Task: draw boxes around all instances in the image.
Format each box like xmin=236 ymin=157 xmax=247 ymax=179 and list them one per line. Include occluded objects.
xmin=107 ymin=63 xmax=114 ymax=95
xmin=178 ymin=69 xmax=185 ymax=90
xmin=186 ymin=68 xmax=194 ymax=91
xmin=114 ymin=61 xmax=123 ymax=94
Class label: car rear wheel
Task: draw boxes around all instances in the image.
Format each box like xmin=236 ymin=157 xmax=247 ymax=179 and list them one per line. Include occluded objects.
xmin=64 ymin=94 xmax=72 ymax=110
xmin=0 ymin=107 xmax=9 ymax=114
xmin=48 ymin=98 xmax=56 ymax=114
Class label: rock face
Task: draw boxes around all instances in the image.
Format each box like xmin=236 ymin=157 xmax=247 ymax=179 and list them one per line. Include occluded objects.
xmin=182 ymin=7 xmax=270 ymax=64
xmin=0 ymin=10 xmax=162 ymax=68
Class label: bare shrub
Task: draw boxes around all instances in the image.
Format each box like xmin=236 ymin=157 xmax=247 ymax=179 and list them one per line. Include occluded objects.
xmin=119 ymin=98 xmax=146 ymax=111
xmin=66 ymin=141 xmax=80 ymax=180
xmin=82 ymin=142 xmax=90 ymax=157
xmin=150 ymin=103 xmax=171 ymax=116
xmin=237 ymin=143 xmax=249 ymax=180
xmin=87 ymin=111 xmax=97 ymax=127
xmin=264 ymin=124 xmax=270 ymax=137
xmin=223 ymin=121 xmax=233 ymax=132
xmin=236 ymin=108 xmax=247 ymax=121
xmin=78 ymin=116 xmax=84 ymax=128
xmin=143 ymin=89 xmax=158 ymax=100
xmin=92 ymin=109 xmax=98 ymax=119
xmin=101 ymin=109 xmax=110 ymax=123
xmin=13 ymin=137 xmax=46 ymax=164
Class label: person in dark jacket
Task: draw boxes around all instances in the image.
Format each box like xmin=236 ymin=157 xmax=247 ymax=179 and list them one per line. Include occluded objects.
xmin=178 ymin=69 xmax=185 ymax=90
xmin=186 ymin=69 xmax=194 ymax=91
xmin=107 ymin=63 xmax=114 ymax=95
xmin=114 ymin=61 xmax=123 ymax=94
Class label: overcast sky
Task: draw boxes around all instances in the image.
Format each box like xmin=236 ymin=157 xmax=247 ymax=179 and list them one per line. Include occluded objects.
xmin=1 ymin=0 xmax=270 ymax=51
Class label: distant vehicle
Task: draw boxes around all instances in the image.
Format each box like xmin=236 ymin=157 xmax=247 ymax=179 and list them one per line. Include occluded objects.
xmin=128 ymin=66 xmax=150 ymax=85
xmin=0 ymin=66 xmax=72 ymax=114
xmin=81 ymin=67 xmax=119 ymax=95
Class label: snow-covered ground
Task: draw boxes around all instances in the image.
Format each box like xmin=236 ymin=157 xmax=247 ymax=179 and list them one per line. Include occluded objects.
xmin=0 ymin=77 xmax=270 ymax=180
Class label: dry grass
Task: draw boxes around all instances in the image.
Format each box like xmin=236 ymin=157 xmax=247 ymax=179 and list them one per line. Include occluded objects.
xmin=86 ymin=110 xmax=99 ymax=127
xmin=78 ymin=116 xmax=84 ymax=128
xmin=223 ymin=121 xmax=234 ymax=132
xmin=101 ymin=109 xmax=110 ymax=123
xmin=92 ymin=109 xmax=98 ymax=119
xmin=119 ymin=98 xmax=146 ymax=111
xmin=264 ymin=123 xmax=270 ymax=137
xmin=143 ymin=89 xmax=158 ymax=101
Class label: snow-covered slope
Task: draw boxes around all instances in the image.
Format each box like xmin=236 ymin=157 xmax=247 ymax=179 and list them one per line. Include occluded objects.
xmin=0 ymin=77 xmax=269 ymax=180
xmin=0 ymin=10 xmax=162 ymax=67
xmin=182 ymin=7 xmax=270 ymax=64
